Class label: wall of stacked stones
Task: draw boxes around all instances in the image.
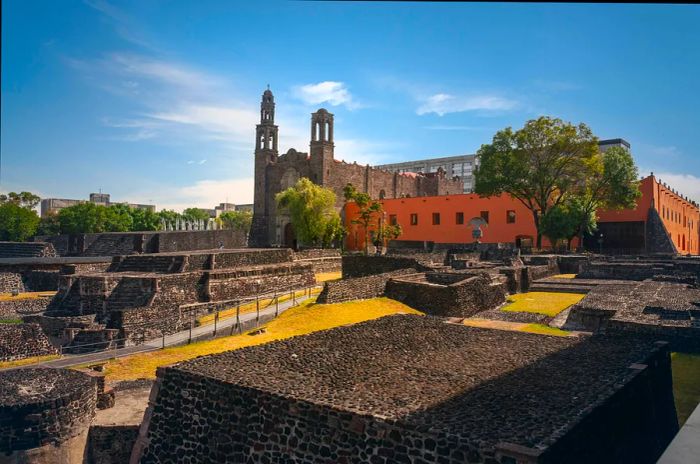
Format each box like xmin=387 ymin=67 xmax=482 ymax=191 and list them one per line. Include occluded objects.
xmin=208 ymin=263 xmax=316 ymax=301
xmin=0 ymin=323 xmax=57 ymax=361
xmin=214 ymin=248 xmax=293 ymax=268
xmin=0 ymin=297 xmax=51 ymax=319
xmin=532 ymin=344 xmax=677 ymax=464
xmin=342 ymin=255 xmax=429 ymax=278
xmin=0 ymin=272 xmax=25 ymax=293
xmin=316 ymin=268 xmax=418 ymax=304
xmin=384 ymin=273 xmax=506 ymax=317
xmin=23 ymin=314 xmax=96 ymax=342
xmin=135 ymin=367 xmax=478 ymax=464
xmin=86 ymin=425 xmax=139 ymax=464
xmin=0 ymin=369 xmax=97 ymax=456
xmin=293 ymin=249 xmax=340 ymax=260
xmin=606 ymin=321 xmax=700 ymax=354
xmin=0 ymin=242 xmax=56 ymax=258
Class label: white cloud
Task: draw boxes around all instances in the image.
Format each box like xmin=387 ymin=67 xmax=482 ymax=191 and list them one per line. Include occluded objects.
xmin=293 ymin=81 xmax=358 ymax=109
xmin=652 ymin=172 xmax=700 ymax=203
xmin=126 ymin=177 xmax=254 ymax=212
xmin=147 ymin=104 xmax=258 ymax=143
xmin=417 ymin=93 xmax=518 ymax=116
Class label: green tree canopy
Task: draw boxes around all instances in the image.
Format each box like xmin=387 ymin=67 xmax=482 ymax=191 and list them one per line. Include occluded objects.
xmin=276 ymin=178 xmax=345 ymax=248
xmin=130 ymin=207 xmax=161 ymax=231
xmin=182 ymin=208 xmax=211 ymax=223
xmin=0 ymin=203 xmax=41 ymax=241
xmin=0 ymin=192 xmax=41 ymax=210
xmin=219 ymin=210 xmax=253 ymax=235
xmin=475 ymin=116 xmax=606 ymax=248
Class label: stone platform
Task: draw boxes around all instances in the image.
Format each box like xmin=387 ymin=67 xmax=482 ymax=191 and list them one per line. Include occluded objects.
xmin=134 ymin=315 xmax=678 ymax=464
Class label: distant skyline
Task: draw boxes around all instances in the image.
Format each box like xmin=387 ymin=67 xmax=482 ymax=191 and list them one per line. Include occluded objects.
xmin=2 ymin=1 xmax=700 ymax=211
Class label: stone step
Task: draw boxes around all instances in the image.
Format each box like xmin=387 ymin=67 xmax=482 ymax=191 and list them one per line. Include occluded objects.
xmin=529 ymin=282 xmax=594 ymax=294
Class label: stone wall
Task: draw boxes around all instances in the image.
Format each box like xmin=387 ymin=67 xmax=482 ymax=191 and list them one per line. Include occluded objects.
xmin=342 ymin=255 xmax=430 ymax=278
xmin=86 ymin=425 xmax=139 ymax=464
xmin=316 ymin=268 xmax=417 ymax=304
xmin=0 ymin=368 xmax=97 ymax=456
xmin=0 ymin=272 xmax=25 ymax=293
xmin=0 ymin=297 xmax=52 ymax=319
xmin=385 ymin=272 xmax=507 ymax=317
xmin=38 ymin=229 xmax=247 ymax=257
xmin=0 ymin=323 xmax=57 ymax=361
xmin=133 ymin=316 xmax=676 ymax=464
xmin=293 ymin=249 xmax=341 ymax=260
xmin=0 ymin=242 xmax=56 ymax=258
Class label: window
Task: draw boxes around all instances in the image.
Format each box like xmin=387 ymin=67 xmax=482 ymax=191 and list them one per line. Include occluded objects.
xmin=379 ymin=189 xmax=386 ymax=200
xmin=456 ymin=212 xmax=464 ymax=225
xmin=432 ymin=213 xmax=440 ymax=225
xmin=480 ymin=211 xmax=490 ymax=224
xmin=506 ymin=210 xmax=516 ymax=224
xmin=389 ymin=214 xmax=397 ymax=226
xmin=410 ymin=213 xmax=418 ymax=225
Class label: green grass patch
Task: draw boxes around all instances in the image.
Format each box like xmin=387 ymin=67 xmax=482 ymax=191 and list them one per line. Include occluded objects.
xmin=0 ymin=318 xmax=22 ymax=324
xmin=520 ymin=324 xmax=571 ymax=337
xmin=672 ymin=352 xmax=700 ymax=426
xmin=502 ymin=292 xmax=585 ymax=317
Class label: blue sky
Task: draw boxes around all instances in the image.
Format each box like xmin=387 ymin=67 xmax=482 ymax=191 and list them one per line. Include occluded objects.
xmin=2 ymin=1 xmax=700 ymax=211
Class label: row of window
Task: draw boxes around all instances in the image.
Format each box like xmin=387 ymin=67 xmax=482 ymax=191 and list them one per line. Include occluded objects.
xmin=396 ymin=210 xmax=517 ymax=226
xmin=662 ymin=205 xmax=694 ymax=229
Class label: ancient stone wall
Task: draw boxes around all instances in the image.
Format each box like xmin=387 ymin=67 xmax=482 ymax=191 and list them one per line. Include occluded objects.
xmin=0 ymin=242 xmax=56 ymax=258
xmin=207 ymin=263 xmax=315 ymax=302
xmin=0 ymin=369 xmax=97 ymax=457
xmin=0 ymin=272 xmax=25 ymax=293
xmin=134 ymin=316 xmax=676 ymax=464
xmin=385 ymin=272 xmax=506 ymax=317
xmin=316 ymin=268 xmax=417 ymax=304
xmin=0 ymin=297 xmax=52 ymax=319
xmin=293 ymin=249 xmax=341 ymax=260
xmin=342 ymin=255 xmax=430 ymax=278
xmin=0 ymin=323 xmax=57 ymax=361
xmin=86 ymin=425 xmax=139 ymax=464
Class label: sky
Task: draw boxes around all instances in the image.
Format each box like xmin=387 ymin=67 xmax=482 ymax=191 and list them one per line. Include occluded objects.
xmin=2 ymin=1 xmax=700 ymax=211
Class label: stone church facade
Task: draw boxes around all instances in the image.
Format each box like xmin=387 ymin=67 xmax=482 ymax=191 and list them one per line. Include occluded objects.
xmin=249 ymin=89 xmax=463 ymax=247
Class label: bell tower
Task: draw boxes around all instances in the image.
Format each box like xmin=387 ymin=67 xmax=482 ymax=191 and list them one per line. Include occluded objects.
xmin=310 ymin=108 xmax=334 ymax=185
xmin=250 ymin=87 xmax=279 ymax=247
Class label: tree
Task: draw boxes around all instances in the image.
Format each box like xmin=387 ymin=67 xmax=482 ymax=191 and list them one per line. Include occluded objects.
xmin=219 ymin=210 xmax=253 ymax=235
xmin=182 ymin=208 xmax=211 ymax=223
xmin=276 ymin=178 xmax=344 ymax=248
xmin=0 ymin=192 xmax=40 ymax=210
xmin=0 ymin=203 xmax=41 ymax=241
xmin=475 ymin=116 xmax=600 ymax=248
xmin=105 ymin=204 xmax=134 ymax=232
xmin=37 ymin=213 xmax=61 ymax=236
xmin=343 ymin=183 xmax=392 ymax=255
xmin=539 ymin=204 xmax=579 ymax=250
xmin=130 ymin=208 xmax=161 ymax=231
xmin=157 ymin=209 xmax=183 ymax=228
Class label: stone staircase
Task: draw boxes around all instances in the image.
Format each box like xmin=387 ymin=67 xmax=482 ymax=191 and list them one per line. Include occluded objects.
xmin=106 ymin=277 xmax=155 ymax=310
xmin=0 ymin=241 xmax=55 ymax=258
xmin=116 ymin=255 xmax=185 ymax=273
xmin=64 ymin=327 xmax=119 ymax=353
xmin=529 ymin=278 xmax=597 ymax=294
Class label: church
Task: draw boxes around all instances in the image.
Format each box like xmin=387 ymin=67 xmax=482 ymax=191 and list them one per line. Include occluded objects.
xmin=249 ymin=89 xmax=463 ymax=247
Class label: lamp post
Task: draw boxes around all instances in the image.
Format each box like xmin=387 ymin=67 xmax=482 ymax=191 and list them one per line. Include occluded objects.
xmin=598 ymin=233 xmax=604 ymax=255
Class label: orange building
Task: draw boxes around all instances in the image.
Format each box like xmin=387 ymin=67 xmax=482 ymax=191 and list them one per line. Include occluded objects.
xmin=344 ymin=175 xmax=700 ymax=255
xmin=590 ymin=175 xmax=700 ymax=255
xmin=344 ymin=192 xmax=567 ymax=251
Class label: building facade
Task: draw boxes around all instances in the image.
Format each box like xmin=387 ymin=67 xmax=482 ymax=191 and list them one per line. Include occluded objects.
xmin=373 ymin=139 xmax=632 ymax=195
xmin=344 ymin=175 xmax=700 ymax=255
xmin=40 ymin=193 xmax=155 ymax=218
xmin=249 ymin=89 xmax=463 ymax=247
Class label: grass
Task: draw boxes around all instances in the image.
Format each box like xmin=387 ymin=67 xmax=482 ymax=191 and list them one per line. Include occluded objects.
xmin=100 ymin=297 xmax=422 ymax=381
xmin=0 ymin=291 xmax=56 ymax=301
xmin=316 ymin=271 xmax=341 ymax=283
xmin=196 ymin=288 xmax=321 ymax=326
xmin=0 ymin=318 xmax=22 ymax=324
xmin=0 ymin=354 xmax=60 ymax=369
xmin=520 ymin=323 xmax=571 ymax=337
xmin=552 ymin=274 xmax=577 ymax=279
xmin=502 ymin=292 xmax=585 ymax=317
xmin=671 ymin=352 xmax=700 ymax=426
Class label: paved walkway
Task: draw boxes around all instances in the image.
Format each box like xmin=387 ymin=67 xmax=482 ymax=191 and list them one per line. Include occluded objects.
xmin=27 ymin=293 xmax=315 ymax=370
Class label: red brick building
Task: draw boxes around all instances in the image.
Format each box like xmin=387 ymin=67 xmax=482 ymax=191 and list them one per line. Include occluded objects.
xmin=344 ymin=175 xmax=700 ymax=255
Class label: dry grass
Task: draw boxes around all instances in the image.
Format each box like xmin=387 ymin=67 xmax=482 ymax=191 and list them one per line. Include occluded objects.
xmin=0 ymin=291 xmax=56 ymax=302
xmin=101 ymin=297 xmax=422 ymax=381
xmin=552 ymin=274 xmax=577 ymax=279
xmin=502 ymin=292 xmax=585 ymax=317
xmin=0 ymin=354 xmax=60 ymax=369
xmin=196 ymin=288 xmax=321 ymax=326
xmin=671 ymin=352 xmax=700 ymax=426
xmin=464 ymin=318 xmax=571 ymax=337
xmin=315 ymin=271 xmax=341 ymax=283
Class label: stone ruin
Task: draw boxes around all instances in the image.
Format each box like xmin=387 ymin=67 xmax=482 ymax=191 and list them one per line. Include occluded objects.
xmin=24 ymin=248 xmax=315 ymax=352
xmin=132 ymin=315 xmax=678 ymax=463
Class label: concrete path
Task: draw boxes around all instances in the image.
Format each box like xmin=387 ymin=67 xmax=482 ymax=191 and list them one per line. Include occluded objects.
xmin=23 ymin=293 xmax=316 ymax=370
